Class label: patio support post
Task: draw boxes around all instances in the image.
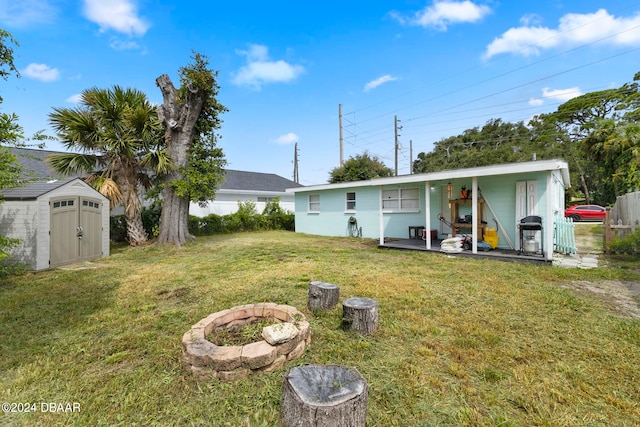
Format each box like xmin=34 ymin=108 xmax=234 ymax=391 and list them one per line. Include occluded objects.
xmin=379 ymin=186 xmax=384 ymax=245
xmin=472 ymin=177 xmax=478 ymax=253
xmin=425 ymin=182 xmax=431 ymax=250
xmin=545 ymin=171 xmax=553 ymax=260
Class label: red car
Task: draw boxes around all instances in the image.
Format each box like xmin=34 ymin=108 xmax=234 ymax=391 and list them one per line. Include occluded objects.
xmin=564 ymin=204 xmax=606 ymax=221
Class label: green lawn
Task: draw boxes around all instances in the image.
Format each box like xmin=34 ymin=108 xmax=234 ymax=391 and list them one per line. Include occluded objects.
xmin=1 ymin=231 xmax=639 ymax=426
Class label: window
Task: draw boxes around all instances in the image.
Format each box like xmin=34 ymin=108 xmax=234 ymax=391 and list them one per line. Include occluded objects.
xmin=257 ymin=196 xmax=277 ymax=202
xmin=52 ymin=199 xmax=75 ymax=209
xmin=382 ymin=187 xmax=419 ymax=212
xmin=308 ymin=195 xmax=320 ymax=212
xmin=346 ymin=192 xmax=356 ymax=211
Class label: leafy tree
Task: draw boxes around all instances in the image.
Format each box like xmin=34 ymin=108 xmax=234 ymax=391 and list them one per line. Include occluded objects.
xmin=329 ymin=151 xmax=393 ymax=183
xmin=155 ymin=52 xmax=227 ymax=246
xmin=547 ymin=75 xmax=640 ymax=204
xmin=47 ymin=86 xmax=167 ymax=246
xmin=0 ymin=29 xmax=23 ymax=275
xmin=413 ymin=119 xmax=538 ymax=173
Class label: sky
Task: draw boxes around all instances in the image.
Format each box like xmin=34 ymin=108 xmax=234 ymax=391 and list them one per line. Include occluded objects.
xmin=1 ymin=0 xmax=640 ymax=185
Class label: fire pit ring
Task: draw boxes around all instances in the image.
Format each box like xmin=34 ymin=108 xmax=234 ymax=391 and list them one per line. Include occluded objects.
xmin=182 ymin=303 xmax=310 ymax=381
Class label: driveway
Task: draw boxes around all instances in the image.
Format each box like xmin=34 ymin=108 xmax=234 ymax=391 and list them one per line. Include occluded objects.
xmin=558 ymin=223 xmax=640 ymax=319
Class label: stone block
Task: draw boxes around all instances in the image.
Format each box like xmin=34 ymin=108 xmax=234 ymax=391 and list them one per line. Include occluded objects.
xmin=190 ymin=366 xmax=217 ymax=381
xmin=185 ymin=340 xmax=217 ymax=368
xmin=260 ymin=355 xmax=286 ymax=372
xmin=276 ymin=334 xmax=302 ymax=356
xmin=209 ymin=345 xmax=242 ymax=371
xmin=208 ymin=309 xmax=231 ymax=329
xmin=296 ymin=321 xmax=310 ymax=341
xmin=286 ymin=341 xmax=306 ymax=361
xmin=262 ymin=322 xmax=299 ymax=345
xmin=217 ymin=368 xmax=250 ymax=381
xmin=233 ymin=304 xmax=256 ymax=320
xmin=256 ymin=302 xmax=278 ymax=318
xmin=241 ymin=340 xmax=277 ymax=370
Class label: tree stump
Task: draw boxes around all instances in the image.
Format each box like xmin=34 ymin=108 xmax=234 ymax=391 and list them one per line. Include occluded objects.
xmin=308 ymin=281 xmax=340 ymax=311
xmin=280 ymin=364 xmax=368 ymax=427
xmin=342 ymin=297 xmax=378 ymax=335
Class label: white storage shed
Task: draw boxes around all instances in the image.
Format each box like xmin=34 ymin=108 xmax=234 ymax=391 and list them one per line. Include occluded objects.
xmin=0 ymin=178 xmax=110 ymax=270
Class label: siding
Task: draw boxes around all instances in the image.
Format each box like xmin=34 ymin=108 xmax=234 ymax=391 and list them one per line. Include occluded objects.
xmin=0 ymin=201 xmax=39 ymax=268
xmin=294 ymin=170 xmax=561 ymax=251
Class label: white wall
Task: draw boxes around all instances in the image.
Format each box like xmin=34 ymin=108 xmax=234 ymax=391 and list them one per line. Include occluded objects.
xmin=189 ymin=191 xmax=295 ymax=217
xmin=0 ymin=200 xmax=39 ymax=268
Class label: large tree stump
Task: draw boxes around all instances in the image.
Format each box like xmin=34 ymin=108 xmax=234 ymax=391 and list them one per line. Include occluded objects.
xmin=308 ymin=281 xmax=340 ymax=311
xmin=342 ymin=297 xmax=378 ymax=335
xmin=280 ymin=364 xmax=368 ymax=427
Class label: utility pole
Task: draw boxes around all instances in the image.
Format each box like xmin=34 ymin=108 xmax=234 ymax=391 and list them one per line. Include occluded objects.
xmin=338 ymin=104 xmax=344 ymax=166
xmin=409 ymin=139 xmax=413 ymax=175
xmin=293 ymin=142 xmax=299 ymax=183
xmin=394 ymin=115 xmax=402 ymax=176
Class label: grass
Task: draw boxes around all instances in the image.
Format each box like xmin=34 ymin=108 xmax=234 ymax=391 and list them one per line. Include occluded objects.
xmin=1 ymin=230 xmax=639 ymax=426
xmin=207 ymin=318 xmax=280 ymax=346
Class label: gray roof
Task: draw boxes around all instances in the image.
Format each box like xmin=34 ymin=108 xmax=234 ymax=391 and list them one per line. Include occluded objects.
xmin=221 ymin=169 xmax=303 ymax=192
xmin=6 ymin=148 xmax=304 ymax=195
xmin=1 ymin=177 xmax=79 ymax=200
xmin=9 ymin=147 xmax=80 ymax=180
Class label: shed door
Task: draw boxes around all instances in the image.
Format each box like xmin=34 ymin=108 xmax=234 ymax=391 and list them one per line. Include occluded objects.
xmin=50 ymin=196 xmax=102 ymax=267
xmin=79 ymin=198 xmax=102 ymax=260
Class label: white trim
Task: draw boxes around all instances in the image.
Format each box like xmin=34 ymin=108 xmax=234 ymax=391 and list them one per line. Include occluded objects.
xmin=308 ymin=194 xmax=320 ymax=213
xmin=472 ymin=177 xmax=478 ymax=253
xmin=425 ymin=182 xmax=431 ymax=250
xmin=378 ymin=186 xmax=384 ymax=245
xmin=286 ymin=159 xmax=570 ymax=193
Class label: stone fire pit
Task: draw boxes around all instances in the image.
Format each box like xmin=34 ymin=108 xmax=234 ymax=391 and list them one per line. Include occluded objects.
xmin=182 ymin=303 xmax=310 ymax=381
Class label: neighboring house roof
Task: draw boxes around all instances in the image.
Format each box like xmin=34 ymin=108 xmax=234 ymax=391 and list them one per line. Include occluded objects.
xmin=9 ymin=147 xmax=80 ymax=180
xmin=221 ymin=169 xmax=303 ymax=193
xmin=286 ymin=159 xmax=570 ymax=193
xmin=6 ymin=148 xmax=304 ymax=195
xmin=1 ymin=177 xmax=81 ymax=201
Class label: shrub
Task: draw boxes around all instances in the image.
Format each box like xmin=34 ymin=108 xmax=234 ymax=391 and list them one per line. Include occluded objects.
xmin=0 ymin=234 xmax=25 ymax=279
xmin=607 ymin=227 xmax=640 ymax=254
xmin=262 ymin=197 xmax=295 ymax=231
xmin=109 ymin=215 xmax=128 ymax=242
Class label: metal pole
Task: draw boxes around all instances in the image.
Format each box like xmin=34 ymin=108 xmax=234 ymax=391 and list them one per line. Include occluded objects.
xmin=339 ymin=104 xmax=343 ymax=166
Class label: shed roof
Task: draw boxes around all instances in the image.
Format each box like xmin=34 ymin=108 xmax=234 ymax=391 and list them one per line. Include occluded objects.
xmin=1 ymin=177 xmax=82 ymax=201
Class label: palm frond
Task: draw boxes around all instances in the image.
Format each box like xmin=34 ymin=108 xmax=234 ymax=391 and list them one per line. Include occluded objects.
xmin=140 ymin=149 xmax=174 ymax=175
xmin=97 ymin=177 xmax=123 ymax=209
xmin=46 ymin=153 xmax=100 ymax=176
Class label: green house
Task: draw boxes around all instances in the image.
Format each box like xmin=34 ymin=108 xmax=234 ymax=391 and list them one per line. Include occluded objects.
xmin=287 ymin=159 xmax=571 ymax=262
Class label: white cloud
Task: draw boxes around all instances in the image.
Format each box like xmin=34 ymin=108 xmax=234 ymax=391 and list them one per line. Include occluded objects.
xmin=0 ymin=0 xmax=57 ymax=27
xmin=484 ymin=8 xmax=640 ymax=58
xmin=232 ymin=44 xmax=304 ymax=90
xmin=82 ymin=0 xmax=149 ymax=36
xmin=22 ymin=63 xmax=60 ymax=82
xmin=364 ymin=75 xmax=398 ymax=92
xmin=529 ymin=86 xmax=583 ymax=106
xmin=542 ymin=87 xmax=583 ymax=101
xmin=393 ymin=1 xmax=491 ymax=30
xmin=110 ymin=39 xmax=141 ymax=51
xmin=66 ymin=94 xmax=83 ymax=104
xmin=274 ymin=132 xmax=299 ymax=145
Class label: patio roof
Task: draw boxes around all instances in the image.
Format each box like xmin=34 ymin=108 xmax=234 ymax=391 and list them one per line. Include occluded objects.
xmin=286 ymin=158 xmax=570 ymax=193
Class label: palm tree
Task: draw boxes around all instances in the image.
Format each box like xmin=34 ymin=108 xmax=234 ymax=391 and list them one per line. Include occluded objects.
xmin=47 ymin=86 xmax=170 ymax=246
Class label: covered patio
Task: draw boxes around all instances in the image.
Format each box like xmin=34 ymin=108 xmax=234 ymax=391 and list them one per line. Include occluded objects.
xmin=379 ymin=236 xmax=551 ymax=264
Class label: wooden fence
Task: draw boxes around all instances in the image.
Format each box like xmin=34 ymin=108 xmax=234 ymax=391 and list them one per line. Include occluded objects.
xmin=604 ymin=191 xmax=640 ymax=249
